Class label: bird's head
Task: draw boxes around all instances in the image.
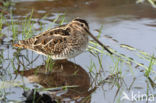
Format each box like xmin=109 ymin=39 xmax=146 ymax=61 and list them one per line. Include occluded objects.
xmin=69 ymin=18 xmax=113 ymax=55
xmin=69 ymin=18 xmax=89 ymax=32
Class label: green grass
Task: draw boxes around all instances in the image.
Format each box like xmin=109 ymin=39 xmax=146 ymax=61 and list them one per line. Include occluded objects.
xmin=45 ymin=56 xmax=54 ymax=72
xmin=88 ymin=59 xmax=96 ymax=73
xmin=89 ymin=39 xmax=156 ymax=74
xmin=145 ymin=55 xmax=155 ymax=77
xmin=0 ymin=14 xmax=5 ymax=38
xmin=0 ymin=50 xmax=3 ymax=65
xmin=59 ymin=14 xmax=66 ymax=25
xmin=0 ymin=0 xmax=14 ymax=11
xmin=11 ymin=15 xmax=18 ymax=41
xmin=22 ymin=9 xmax=35 ymax=40
xmin=0 ymin=14 xmax=3 ymax=33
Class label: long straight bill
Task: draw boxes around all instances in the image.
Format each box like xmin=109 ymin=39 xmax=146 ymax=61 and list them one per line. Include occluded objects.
xmin=86 ymin=29 xmax=113 ymax=55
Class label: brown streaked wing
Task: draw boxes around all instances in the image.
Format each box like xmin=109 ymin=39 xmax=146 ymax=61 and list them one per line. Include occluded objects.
xmin=35 ymin=24 xmax=68 ymax=37
xmin=15 ymin=24 xmax=70 ymax=55
xmin=32 ymin=35 xmax=68 ymax=55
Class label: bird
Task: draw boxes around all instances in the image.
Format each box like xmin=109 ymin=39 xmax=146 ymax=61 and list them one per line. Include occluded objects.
xmin=13 ymin=18 xmax=112 ymax=60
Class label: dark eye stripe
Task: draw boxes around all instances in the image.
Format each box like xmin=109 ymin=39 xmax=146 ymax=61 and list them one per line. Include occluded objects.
xmin=74 ymin=19 xmax=89 ymax=28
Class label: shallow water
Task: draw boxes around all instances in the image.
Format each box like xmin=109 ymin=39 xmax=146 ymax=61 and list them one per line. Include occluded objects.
xmin=0 ymin=0 xmax=156 ymax=103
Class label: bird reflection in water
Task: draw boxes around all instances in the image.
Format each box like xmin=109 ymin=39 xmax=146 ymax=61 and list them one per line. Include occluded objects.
xmin=18 ymin=60 xmax=95 ymax=103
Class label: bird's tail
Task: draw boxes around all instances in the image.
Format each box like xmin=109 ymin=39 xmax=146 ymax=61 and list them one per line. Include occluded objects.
xmin=13 ymin=40 xmax=28 ymax=49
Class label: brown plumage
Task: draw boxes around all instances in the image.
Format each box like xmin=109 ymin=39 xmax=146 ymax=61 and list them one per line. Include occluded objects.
xmin=14 ymin=18 xmax=112 ymax=60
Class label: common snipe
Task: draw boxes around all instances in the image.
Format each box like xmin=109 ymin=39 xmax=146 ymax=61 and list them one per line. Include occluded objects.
xmin=14 ymin=18 xmax=112 ymax=60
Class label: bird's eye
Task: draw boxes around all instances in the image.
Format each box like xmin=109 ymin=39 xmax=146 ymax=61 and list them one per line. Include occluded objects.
xmin=80 ymin=24 xmax=84 ymax=27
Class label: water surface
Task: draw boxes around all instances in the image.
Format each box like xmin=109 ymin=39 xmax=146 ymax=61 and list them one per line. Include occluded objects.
xmin=0 ymin=0 xmax=156 ymax=103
